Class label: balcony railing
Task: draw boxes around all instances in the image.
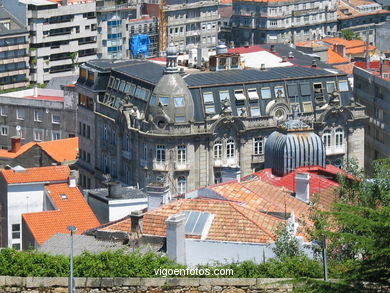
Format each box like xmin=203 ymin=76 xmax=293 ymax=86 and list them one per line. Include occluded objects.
xmin=153 ymin=160 xmax=169 ymax=171
xmin=214 ymin=158 xmax=238 ymax=167
xmin=174 ymin=161 xmax=190 ymax=171
xmin=251 ymin=154 xmax=264 ymax=164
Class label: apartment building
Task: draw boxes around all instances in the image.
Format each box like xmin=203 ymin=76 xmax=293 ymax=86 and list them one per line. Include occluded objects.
xmin=0 ymin=87 xmax=77 ymax=149
xmin=128 ymin=16 xmax=159 ymax=58
xmin=0 ymin=6 xmax=29 ymax=91
xmin=166 ymin=0 xmax=220 ymax=51
xmin=24 ymin=0 xmax=97 ymax=84
xmin=75 ymin=43 xmax=366 ymax=196
xmin=337 ymin=0 xmax=389 ymax=45
xmin=353 ymin=60 xmax=390 ymax=174
xmin=231 ymin=0 xmax=338 ymax=45
xmin=96 ymin=0 xmax=138 ymax=59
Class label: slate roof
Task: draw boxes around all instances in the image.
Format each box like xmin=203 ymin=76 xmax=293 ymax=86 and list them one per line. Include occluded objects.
xmin=142 ymin=198 xmax=283 ymax=243
xmin=0 ymin=7 xmax=27 ymax=36
xmin=85 ymin=186 xmax=148 ymax=200
xmin=1 ymin=165 xmax=70 ymax=184
xmin=22 ymin=183 xmax=100 ymax=245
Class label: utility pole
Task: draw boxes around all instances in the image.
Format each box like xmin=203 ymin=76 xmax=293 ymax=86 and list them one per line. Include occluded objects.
xmin=67 ymin=225 xmax=77 ymax=293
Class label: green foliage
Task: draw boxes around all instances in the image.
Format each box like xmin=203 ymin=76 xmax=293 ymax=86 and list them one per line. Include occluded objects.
xmin=0 ymin=82 xmax=48 ymax=95
xmin=341 ymin=29 xmax=358 ymax=41
xmin=273 ymin=223 xmax=302 ymax=258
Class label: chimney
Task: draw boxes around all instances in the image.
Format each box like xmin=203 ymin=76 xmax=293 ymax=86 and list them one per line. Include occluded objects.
xmin=312 ymin=60 xmax=317 ymax=68
xmin=10 ymin=136 xmax=21 ymax=153
xmin=288 ymin=51 xmax=294 ymax=59
xmin=68 ymin=170 xmax=77 ymax=187
xmin=260 ymin=63 xmax=266 ymax=71
xmin=107 ymin=181 xmax=122 ymax=198
xmin=166 ymin=213 xmax=186 ymax=265
xmin=130 ymin=210 xmax=143 ymax=233
xmin=270 ymin=44 xmax=275 ymax=53
xmin=281 ymin=56 xmax=288 ymax=62
xmin=33 ymin=85 xmax=38 ymax=98
xmin=334 ymin=44 xmax=346 ymax=57
xmin=295 ymin=173 xmax=310 ymax=203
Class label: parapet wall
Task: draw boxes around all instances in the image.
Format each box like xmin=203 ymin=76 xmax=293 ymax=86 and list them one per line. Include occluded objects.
xmin=0 ymin=277 xmax=301 ymax=292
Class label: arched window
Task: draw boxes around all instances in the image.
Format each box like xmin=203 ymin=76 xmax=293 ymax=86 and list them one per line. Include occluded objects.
xmin=177 ymin=176 xmax=186 ymax=194
xmin=226 ymin=139 xmax=235 ymax=158
xmin=322 ymin=129 xmax=331 ymax=150
xmin=214 ymin=140 xmax=222 ymax=159
xmin=335 ymin=128 xmax=344 ymax=149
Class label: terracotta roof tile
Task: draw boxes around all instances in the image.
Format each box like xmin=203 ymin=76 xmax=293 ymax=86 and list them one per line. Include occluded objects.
xmin=0 ymin=137 xmax=78 ymax=162
xmin=142 ymin=198 xmax=283 ymax=243
xmin=22 ymin=183 xmax=99 ymax=245
xmin=1 ymin=165 xmax=70 ymax=184
xmin=327 ymin=48 xmax=349 ymax=64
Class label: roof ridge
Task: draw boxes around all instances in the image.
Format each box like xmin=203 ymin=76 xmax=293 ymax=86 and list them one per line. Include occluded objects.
xmin=227 ymin=201 xmax=276 ymax=241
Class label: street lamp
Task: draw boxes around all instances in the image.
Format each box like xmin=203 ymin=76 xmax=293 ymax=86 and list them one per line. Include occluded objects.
xmin=67 ymin=225 xmax=77 ymax=293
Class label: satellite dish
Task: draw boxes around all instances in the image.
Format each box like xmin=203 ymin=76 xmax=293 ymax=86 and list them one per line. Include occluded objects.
xmin=16 ymin=125 xmax=21 ymax=131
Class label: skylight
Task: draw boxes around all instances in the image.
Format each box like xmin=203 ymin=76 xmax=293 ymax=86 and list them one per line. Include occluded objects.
xmin=60 ymin=194 xmax=68 ymax=200
xmin=182 ymin=210 xmax=211 ymax=235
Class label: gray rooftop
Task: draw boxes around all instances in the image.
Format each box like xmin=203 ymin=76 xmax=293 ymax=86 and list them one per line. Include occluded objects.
xmin=85 ymin=186 xmax=148 ymax=201
xmin=46 ymin=75 xmax=78 ymax=90
xmin=0 ymin=6 xmax=27 ymax=36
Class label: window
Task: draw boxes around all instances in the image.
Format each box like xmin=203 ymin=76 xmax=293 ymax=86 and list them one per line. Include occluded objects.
xmin=16 ymin=127 xmax=23 ymax=138
xmin=16 ymin=109 xmax=25 ymax=120
xmin=12 ymin=224 xmax=20 ymax=239
xmin=270 ymin=20 xmax=277 ymax=27
xmin=214 ymin=171 xmax=222 ymax=184
xmin=1 ymin=105 xmax=8 ymax=116
xmin=1 ymin=126 xmax=8 ymax=136
xmin=175 ymin=116 xmax=185 ymax=123
xmin=143 ymin=143 xmax=148 ymax=161
xmin=219 ymin=91 xmax=230 ymax=103
xmin=177 ymin=176 xmax=186 ymax=194
xmin=150 ymin=95 xmax=156 ymax=105
xmin=119 ymin=80 xmax=126 ymax=92
xmin=322 ymin=129 xmax=331 ymax=150
xmin=250 ymin=106 xmax=261 ymax=117
xmin=177 ymin=145 xmax=186 ymax=163
xmin=52 ymin=131 xmax=60 ymax=140
xmin=335 ymin=128 xmax=344 ymax=149
xmin=156 ymin=145 xmax=166 ymax=162
xmin=338 ymin=80 xmax=349 ymax=92
xmin=247 ymin=88 xmax=259 ymax=100
xmin=375 ymin=107 xmax=383 ymax=121
xmin=34 ymin=130 xmax=43 ymax=141
xmin=226 ymin=139 xmax=235 ymax=158
xmin=303 ymin=102 xmax=313 ymax=112
xmin=234 ymin=89 xmax=246 ymax=101
xmin=254 ymin=137 xmax=264 ymax=155
xmin=260 ymin=87 xmax=271 ymax=99
xmin=214 ymin=140 xmax=222 ymax=159
xmin=205 ymin=105 xmax=215 ymax=114
xmin=174 ymin=97 xmax=185 ymax=107
xmin=203 ymin=92 xmax=214 ymax=104
xmin=52 ymin=114 xmax=61 ymax=124
xmin=326 ymin=81 xmax=336 ymax=94
xmin=159 ymin=97 xmax=169 ymax=106
xmin=274 ymin=86 xmax=285 ymax=98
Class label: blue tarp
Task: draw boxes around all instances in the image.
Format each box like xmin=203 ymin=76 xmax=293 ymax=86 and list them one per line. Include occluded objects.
xmin=130 ymin=34 xmax=150 ymax=57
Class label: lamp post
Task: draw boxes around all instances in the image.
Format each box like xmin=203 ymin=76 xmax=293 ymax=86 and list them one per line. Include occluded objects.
xmin=67 ymin=225 xmax=77 ymax=293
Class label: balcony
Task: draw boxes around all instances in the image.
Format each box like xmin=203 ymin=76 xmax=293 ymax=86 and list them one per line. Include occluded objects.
xmin=251 ymin=154 xmax=264 ymax=164
xmin=174 ymin=161 xmax=190 ymax=171
xmin=153 ymin=160 xmax=168 ymax=171
xmin=214 ymin=158 xmax=238 ymax=168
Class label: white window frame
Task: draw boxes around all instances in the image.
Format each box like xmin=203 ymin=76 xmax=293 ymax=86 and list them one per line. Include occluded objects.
xmin=156 ymin=145 xmax=166 ymax=162
xmin=52 ymin=131 xmax=61 ymax=140
xmin=338 ymin=80 xmax=349 ymax=92
xmin=250 ymin=106 xmax=261 ymax=117
xmin=274 ymin=86 xmax=285 ymax=98
xmin=335 ymin=128 xmax=344 ymax=150
xmin=234 ymin=89 xmax=246 ymax=101
xmin=203 ymin=92 xmax=214 ymax=104
xmin=16 ymin=109 xmax=25 ymax=120
xmin=34 ymin=129 xmax=44 ymax=141
xmin=177 ymin=176 xmax=186 ymax=194
xmin=177 ymin=145 xmax=186 ymax=163
xmin=174 ymin=97 xmax=185 ymax=107
xmin=322 ymin=129 xmax=331 ymax=151
xmin=247 ymin=88 xmax=259 ymax=100
xmin=226 ymin=138 xmax=235 ymax=158
xmin=260 ymin=87 xmax=271 ymax=99
xmin=1 ymin=126 xmax=8 ymax=136
xmin=1 ymin=105 xmax=8 ymax=116
xmin=214 ymin=140 xmax=222 ymax=159
xmin=34 ymin=111 xmax=43 ymax=122
xmin=52 ymin=114 xmax=61 ymax=124
xmin=254 ymin=137 xmax=264 ymax=155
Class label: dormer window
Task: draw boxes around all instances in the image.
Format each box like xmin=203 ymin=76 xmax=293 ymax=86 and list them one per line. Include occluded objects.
xmin=159 ymin=97 xmax=169 ymax=106
xmin=260 ymin=87 xmax=271 ymax=99
xmin=203 ymin=92 xmax=214 ymax=104
xmin=247 ymin=88 xmax=259 ymax=100
xmin=274 ymin=86 xmax=285 ymax=98
xmin=174 ymin=97 xmax=185 ymax=107
xmin=338 ymin=80 xmax=349 ymax=92
xmin=234 ymin=89 xmax=246 ymax=101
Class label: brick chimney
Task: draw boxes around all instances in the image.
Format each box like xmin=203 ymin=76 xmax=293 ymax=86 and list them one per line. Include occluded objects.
xmin=10 ymin=136 xmax=21 ymax=153
xmin=334 ymin=44 xmax=346 ymax=57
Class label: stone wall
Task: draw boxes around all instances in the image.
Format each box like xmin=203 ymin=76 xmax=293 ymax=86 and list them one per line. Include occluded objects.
xmin=0 ymin=277 xmax=302 ymax=293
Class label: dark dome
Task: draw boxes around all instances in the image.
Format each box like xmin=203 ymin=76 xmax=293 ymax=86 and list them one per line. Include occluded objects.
xmin=265 ymin=120 xmax=325 ymax=176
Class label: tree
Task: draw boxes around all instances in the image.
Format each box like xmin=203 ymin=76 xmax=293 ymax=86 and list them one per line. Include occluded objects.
xmin=273 ymin=217 xmax=302 ymax=258
xmin=310 ymin=158 xmax=390 ymax=288
xmin=341 ymin=29 xmax=356 ymax=41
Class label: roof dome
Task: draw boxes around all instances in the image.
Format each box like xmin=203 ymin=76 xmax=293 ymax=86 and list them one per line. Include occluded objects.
xmin=147 ymin=73 xmax=194 ymax=127
xmin=166 ymin=42 xmax=178 ymax=56
xmin=265 ymin=120 xmax=325 ymax=176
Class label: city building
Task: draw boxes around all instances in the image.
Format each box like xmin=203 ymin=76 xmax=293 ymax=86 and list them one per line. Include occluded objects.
xmin=337 ymin=0 xmax=390 ymax=45
xmin=165 ymin=0 xmax=220 ymax=51
xmin=128 ymin=16 xmax=159 ymax=58
xmin=76 ymin=43 xmax=366 ymax=196
xmin=0 ymin=86 xmax=77 ymax=149
xmin=353 ymin=59 xmax=390 ymax=173
xmin=0 ymin=136 xmax=78 ymax=169
xmin=0 ymin=165 xmax=99 ymax=250
xmin=21 ymin=0 xmax=97 ymax=84
xmin=230 ymin=0 xmax=338 ymax=45
xmin=96 ymin=0 xmax=138 ymax=59
xmin=0 ymin=6 xmax=29 ymax=91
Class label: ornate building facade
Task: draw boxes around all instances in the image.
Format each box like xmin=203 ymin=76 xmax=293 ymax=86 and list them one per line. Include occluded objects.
xmin=75 ymin=44 xmax=366 ymax=196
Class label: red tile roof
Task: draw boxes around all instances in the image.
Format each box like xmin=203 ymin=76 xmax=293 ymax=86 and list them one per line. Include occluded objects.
xmin=0 ymin=137 xmax=78 ymax=162
xmin=24 ymin=95 xmax=64 ymax=102
xmin=228 ymin=45 xmax=266 ymax=54
xmin=142 ymin=198 xmax=283 ymax=243
xmin=1 ymin=165 xmax=70 ymax=184
xmin=327 ymin=48 xmax=349 ymax=64
xmin=22 ymin=183 xmax=99 ymax=245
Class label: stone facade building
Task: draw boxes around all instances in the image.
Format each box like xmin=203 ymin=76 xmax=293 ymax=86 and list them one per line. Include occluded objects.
xmin=230 ymin=0 xmax=338 ymax=46
xmin=75 ymin=44 xmax=366 ymax=196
